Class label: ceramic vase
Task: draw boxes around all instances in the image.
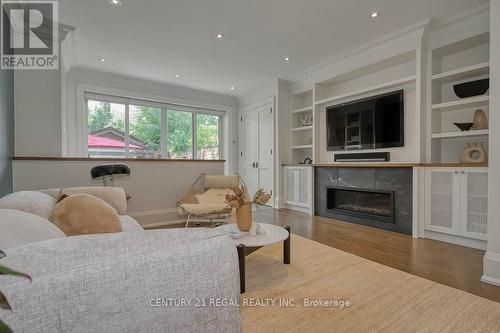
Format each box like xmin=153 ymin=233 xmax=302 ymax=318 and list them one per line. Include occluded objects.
xmin=459 ymin=142 xmax=487 ymax=164
xmin=472 ymin=109 xmax=488 ymax=130
xmin=236 ymin=203 xmax=253 ymax=231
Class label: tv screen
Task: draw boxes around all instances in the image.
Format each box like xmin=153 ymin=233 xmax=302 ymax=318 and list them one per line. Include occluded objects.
xmin=326 ymin=90 xmax=404 ymax=151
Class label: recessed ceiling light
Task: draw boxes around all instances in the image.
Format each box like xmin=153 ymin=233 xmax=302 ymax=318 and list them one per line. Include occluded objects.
xmin=175 ymin=74 xmax=181 ymax=78
xmin=370 ymin=11 xmax=380 ymax=18
xmin=98 ymin=58 xmax=106 ymax=63
xmin=283 ymin=57 xmax=291 ymax=62
xmin=230 ymin=86 xmax=235 ymax=91
xmin=216 ymin=33 xmax=224 ymax=39
xmin=109 ymin=0 xmax=122 ymax=6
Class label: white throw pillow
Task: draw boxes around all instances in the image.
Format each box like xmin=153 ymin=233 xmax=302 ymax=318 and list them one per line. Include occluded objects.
xmin=0 ymin=191 xmax=56 ymax=219
xmin=0 ymin=209 xmax=66 ymax=249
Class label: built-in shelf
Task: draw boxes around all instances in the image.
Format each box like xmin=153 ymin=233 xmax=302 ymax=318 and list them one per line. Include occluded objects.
xmin=291 ymin=106 xmax=313 ymax=114
xmin=292 ymin=125 xmax=313 ymax=132
xmin=292 ymin=145 xmax=313 ymax=149
xmin=315 ymin=75 xmax=416 ymax=106
xmin=431 ymin=96 xmax=489 ymax=112
xmin=431 ymin=129 xmax=489 ymax=139
xmin=432 ymin=62 xmax=490 ymax=83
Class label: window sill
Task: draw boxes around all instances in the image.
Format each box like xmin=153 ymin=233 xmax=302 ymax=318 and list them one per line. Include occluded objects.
xmin=12 ymin=156 xmax=226 ymax=163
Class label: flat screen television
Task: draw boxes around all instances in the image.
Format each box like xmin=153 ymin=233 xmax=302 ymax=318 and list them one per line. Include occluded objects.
xmin=326 ymin=90 xmax=404 ymax=151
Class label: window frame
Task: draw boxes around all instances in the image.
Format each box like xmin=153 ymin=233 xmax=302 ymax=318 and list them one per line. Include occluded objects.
xmin=84 ymin=92 xmax=224 ymax=160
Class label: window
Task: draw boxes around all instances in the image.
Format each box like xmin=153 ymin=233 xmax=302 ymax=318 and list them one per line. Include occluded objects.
xmin=87 ymin=100 xmax=126 ymax=158
xmin=196 ymin=113 xmax=221 ymax=160
xmin=167 ymin=109 xmax=193 ymax=159
xmin=129 ymin=104 xmax=162 ymax=159
xmin=85 ymin=93 xmax=223 ymax=160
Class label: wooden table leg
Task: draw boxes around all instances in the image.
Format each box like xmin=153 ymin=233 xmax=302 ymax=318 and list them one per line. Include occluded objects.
xmin=237 ymin=244 xmax=246 ymax=293
xmin=284 ymin=226 xmax=291 ymax=264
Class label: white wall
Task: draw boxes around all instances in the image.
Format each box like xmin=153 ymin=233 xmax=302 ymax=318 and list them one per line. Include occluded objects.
xmin=63 ymin=67 xmax=238 ymax=173
xmin=482 ymin=0 xmax=500 ymax=286
xmin=14 ymin=70 xmax=62 ymax=156
xmin=12 ymin=159 xmax=224 ymax=226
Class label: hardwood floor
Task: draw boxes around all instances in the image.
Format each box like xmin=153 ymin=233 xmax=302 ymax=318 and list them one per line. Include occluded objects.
xmin=161 ymin=208 xmax=500 ymax=302
xmin=251 ymin=208 xmax=500 ymax=303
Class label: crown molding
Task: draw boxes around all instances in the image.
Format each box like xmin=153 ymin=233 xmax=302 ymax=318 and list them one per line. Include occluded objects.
xmin=427 ymin=4 xmax=490 ymax=49
xmin=289 ymin=19 xmax=430 ymax=93
xmin=238 ymin=80 xmax=278 ymax=108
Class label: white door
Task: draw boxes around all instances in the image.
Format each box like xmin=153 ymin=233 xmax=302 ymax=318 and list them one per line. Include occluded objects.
xmin=424 ymin=168 xmax=460 ymax=235
xmin=239 ymin=102 xmax=274 ymax=205
xmin=241 ymin=110 xmax=259 ymax=196
xmin=460 ymin=169 xmax=488 ymax=240
xmin=257 ymin=105 xmax=274 ymax=202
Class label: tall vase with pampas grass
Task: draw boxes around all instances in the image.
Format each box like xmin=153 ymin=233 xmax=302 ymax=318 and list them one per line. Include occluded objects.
xmin=226 ymin=187 xmax=272 ymax=232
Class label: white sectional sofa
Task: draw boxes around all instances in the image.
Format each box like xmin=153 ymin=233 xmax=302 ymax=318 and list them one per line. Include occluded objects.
xmin=0 ymin=187 xmax=241 ymax=332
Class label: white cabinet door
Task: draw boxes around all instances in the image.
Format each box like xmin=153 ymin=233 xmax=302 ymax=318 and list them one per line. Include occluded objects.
xmin=460 ymin=169 xmax=488 ymax=240
xmin=425 ymin=168 xmax=460 ymax=235
xmin=297 ymin=168 xmax=310 ymax=207
xmin=285 ymin=168 xmax=297 ymax=205
xmin=284 ymin=166 xmax=312 ymax=211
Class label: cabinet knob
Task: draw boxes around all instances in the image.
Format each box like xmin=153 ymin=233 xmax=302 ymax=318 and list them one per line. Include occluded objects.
xmin=461 ymin=171 xmax=465 ymax=174
xmin=454 ymin=171 xmax=459 ymax=174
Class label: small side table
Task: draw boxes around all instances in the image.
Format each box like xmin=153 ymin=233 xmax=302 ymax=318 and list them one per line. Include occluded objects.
xmin=217 ymin=223 xmax=290 ymax=293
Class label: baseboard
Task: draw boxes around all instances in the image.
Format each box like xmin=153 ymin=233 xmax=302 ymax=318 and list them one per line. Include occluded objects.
xmin=481 ymin=251 xmax=500 ymax=287
xmin=423 ymin=230 xmax=486 ymax=250
xmin=128 ymin=208 xmax=181 ymax=228
xmin=128 ymin=208 xmax=177 ymax=217
xmin=480 ymin=275 xmax=500 ymax=287
xmin=142 ymin=220 xmax=185 ymax=229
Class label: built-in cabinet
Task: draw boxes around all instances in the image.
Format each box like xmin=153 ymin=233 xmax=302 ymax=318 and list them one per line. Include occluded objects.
xmin=424 ymin=167 xmax=487 ymax=247
xmin=427 ymin=32 xmax=490 ymax=163
xmin=290 ymin=90 xmax=314 ymax=164
xmin=283 ymin=166 xmax=313 ymax=215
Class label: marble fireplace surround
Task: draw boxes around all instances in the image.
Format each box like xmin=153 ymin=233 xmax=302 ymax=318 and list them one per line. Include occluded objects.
xmin=315 ymin=166 xmax=413 ymax=235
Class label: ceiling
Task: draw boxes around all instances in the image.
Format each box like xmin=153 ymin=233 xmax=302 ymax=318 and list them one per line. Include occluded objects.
xmin=60 ymin=0 xmax=488 ymax=96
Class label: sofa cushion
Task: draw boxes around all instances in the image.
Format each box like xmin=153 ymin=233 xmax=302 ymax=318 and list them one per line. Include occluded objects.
xmin=0 ymin=209 xmax=66 ymax=249
xmin=119 ymin=215 xmax=144 ymax=232
xmin=41 ymin=187 xmax=127 ymax=215
xmin=0 ymin=191 xmax=56 ymax=219
xmin=49 ymin=194 xmax=122 ymax=236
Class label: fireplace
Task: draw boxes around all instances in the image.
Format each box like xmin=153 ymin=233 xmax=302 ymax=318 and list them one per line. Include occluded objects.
xmin=326 ymin=187 xmax=394 ymax=223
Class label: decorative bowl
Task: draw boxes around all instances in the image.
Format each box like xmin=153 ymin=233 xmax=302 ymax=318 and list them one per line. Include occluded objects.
xmin=453 ymin=122 xmax=474 ymax=131
xmin=453 ymin=79 xmax=489 ymax=98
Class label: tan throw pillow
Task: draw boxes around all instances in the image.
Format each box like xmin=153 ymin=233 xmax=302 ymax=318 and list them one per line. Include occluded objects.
xmin=49 ymin=194 xmax=122 ymax=236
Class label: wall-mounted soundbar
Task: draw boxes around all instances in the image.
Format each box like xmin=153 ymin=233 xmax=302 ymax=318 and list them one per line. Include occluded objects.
xmin=334 ymin=152 xmax=390 ymax=162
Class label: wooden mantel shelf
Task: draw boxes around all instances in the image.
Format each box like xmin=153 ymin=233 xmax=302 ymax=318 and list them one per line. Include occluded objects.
xmin=282 ymin=162 xmax=488 ymax=168
xmin=13 ymin=156 xmax=226 ymax=163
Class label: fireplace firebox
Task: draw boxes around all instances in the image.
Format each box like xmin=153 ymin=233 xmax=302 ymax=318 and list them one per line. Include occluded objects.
xmin=326 ymin=187 xmax=395 ymax=223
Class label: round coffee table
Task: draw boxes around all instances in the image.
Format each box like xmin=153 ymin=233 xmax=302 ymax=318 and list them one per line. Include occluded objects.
xmin=217 ymin=223 xmax=290 ymax=293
